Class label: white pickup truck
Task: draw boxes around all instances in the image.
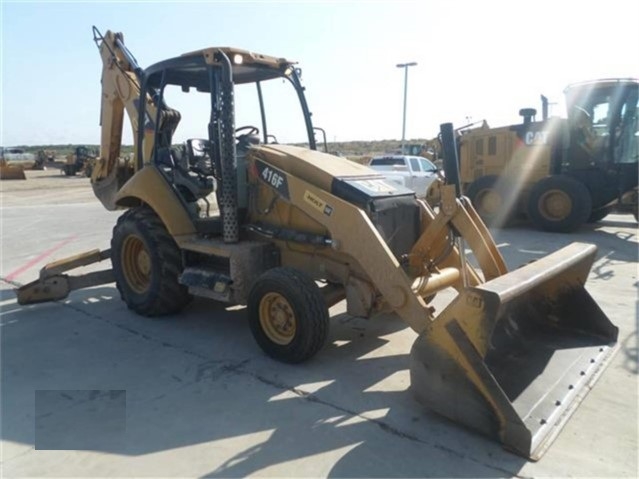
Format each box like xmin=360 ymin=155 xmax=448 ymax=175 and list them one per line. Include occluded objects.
xmin=368 ymin=155 xmax=439 ymax=198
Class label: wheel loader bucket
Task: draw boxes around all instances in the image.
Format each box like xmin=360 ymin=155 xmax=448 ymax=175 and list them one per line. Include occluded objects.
xmin=410 ymin=242 xmax=618 ymax=460
xmin=0 ymin=164 xmax=27 ymax=180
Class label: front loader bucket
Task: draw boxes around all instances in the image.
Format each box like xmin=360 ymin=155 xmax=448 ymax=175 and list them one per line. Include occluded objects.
xmin=0 ymin=165 xmax=27 ymax=180
xmin=410 ymin=242 xmax=618 ymax=460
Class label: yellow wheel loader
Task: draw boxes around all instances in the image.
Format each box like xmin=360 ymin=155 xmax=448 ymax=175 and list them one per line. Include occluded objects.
xmin=16 ymin=27 xmax=618 ymax=460
xmin=440 ymin=80 xmax=639 ymax=231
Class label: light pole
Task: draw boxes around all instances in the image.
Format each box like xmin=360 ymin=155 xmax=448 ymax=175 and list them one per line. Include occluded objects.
xmin=396 ymin=62 xmax=417 ymax=154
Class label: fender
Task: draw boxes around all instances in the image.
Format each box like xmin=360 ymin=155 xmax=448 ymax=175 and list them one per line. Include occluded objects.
xmin=115 ymin=165 xmax=195 ymax=236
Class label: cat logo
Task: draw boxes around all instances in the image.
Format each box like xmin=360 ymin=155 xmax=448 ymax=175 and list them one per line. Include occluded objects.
xmin=524 ymin=131 xmax=549 ymax=145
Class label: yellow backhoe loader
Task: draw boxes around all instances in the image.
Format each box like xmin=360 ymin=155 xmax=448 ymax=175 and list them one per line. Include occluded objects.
xmin=15 ymin=27 xmax=618 ymax=460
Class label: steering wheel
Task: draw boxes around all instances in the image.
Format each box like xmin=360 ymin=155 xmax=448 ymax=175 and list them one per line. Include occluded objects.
xmin=235 ymin=125 xmax=260 ymax=138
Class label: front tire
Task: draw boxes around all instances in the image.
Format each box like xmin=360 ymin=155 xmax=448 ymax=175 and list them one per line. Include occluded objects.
xmin=111 ymin=206 xmax=191 ymax=316
xmin=527 ymin=175 xmax=592 ymax=233
xmin=466 ymin=175 xmax=510 ymax=225
xmin=248 ymin=267 xmax=329 ymax=363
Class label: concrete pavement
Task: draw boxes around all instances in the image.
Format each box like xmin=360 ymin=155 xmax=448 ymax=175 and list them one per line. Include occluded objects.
xmin=1 ymin=174 xmax=637 ymax=477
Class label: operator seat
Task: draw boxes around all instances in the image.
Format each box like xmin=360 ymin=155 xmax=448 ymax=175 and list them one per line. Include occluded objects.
xmin=156 ymin=145 xmax=214 ymax=201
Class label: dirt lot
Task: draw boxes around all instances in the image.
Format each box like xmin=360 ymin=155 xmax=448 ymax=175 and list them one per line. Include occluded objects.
xmin=0 ymin=167 xmax=95 ymax=207
xmin=0 ymin=172 xmax=637 ymax=477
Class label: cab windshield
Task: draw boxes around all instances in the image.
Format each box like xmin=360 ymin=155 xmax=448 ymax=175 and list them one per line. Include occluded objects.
xmin=567 ymin=81 xmax=639 ymax=164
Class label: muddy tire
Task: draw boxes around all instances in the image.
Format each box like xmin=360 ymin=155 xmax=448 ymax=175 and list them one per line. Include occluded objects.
xmin=111 ymin=206 xmax=191 ymax=316
xmin=527 ymin=175 xmax=592 ymax=233
xmin=248 ymin=267 xmax=329 ymax=363
xmin=63 ymin=165 xmax=76 ymax=176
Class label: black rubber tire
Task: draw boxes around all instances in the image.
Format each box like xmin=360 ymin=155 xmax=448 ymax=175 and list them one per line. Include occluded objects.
xmin=111 ymin=206 xmax=191 ymax=316
xmin=587 ymin=206 xmax=612 ymax=223
xmin=527 ymin=175 xmax=592 ymax=233
xmin=63 ymin=165 xmax=75 ymax=176
xmin=248 ymin=267 xmax=329 ymax=364
xmin=465 ymin=175 xmax=509 ymax=225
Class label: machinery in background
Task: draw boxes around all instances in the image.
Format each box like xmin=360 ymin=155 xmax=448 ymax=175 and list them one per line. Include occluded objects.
xmin=36 ymin=149 xmax=57 ymax=164
xmin=0 ymin=147 xmax=32 ymax=180
xmin=63 ymin=145 xmax=98 ymax=177
xmin=425 ymin=80 xmax=638 ymax=231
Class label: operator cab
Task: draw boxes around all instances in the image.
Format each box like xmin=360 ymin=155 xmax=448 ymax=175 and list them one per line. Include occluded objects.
xmin=138 ymin=47 xmax=318 ymax=235
xmin=565 ymin=78 xmax=639 ymax=167
xmin=563 ymin=78 xmax=639 ymax=202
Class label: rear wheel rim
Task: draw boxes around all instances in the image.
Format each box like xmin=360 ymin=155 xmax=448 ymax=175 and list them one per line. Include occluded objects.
xmin=259 ymin=292 xmax=296 ymax=345
xmin=538 ymin=189 xmax=572 ymax=221
xmin=121 ymin=235 xmax=152 ymax=294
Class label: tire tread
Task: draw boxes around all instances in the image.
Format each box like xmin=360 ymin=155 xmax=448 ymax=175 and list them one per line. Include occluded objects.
xmin=112 ymin=206 xmax=191 ymax=316
xmin=248 ymin=267 xmax=329 ymax=363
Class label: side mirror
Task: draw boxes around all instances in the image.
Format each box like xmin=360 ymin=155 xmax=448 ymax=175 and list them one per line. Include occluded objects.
xmin=187 ymin=139 xmax=210 ymax=158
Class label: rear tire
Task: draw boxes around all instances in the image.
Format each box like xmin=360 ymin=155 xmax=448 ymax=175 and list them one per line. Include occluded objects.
xmin=111 ymin=206 xmax=191 ymax=316
xmin=527 ymin=175 xmax=592 ymax=233
xmin=63 ymin=165 xmax=75 ymax=176
xmin=248 ymin=267 xmax=329 ymax=363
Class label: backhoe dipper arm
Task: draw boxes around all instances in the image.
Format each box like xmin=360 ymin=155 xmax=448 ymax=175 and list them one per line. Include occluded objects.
xmin=15 ymin=28 xmax=166 ymax=304
xmin=91 ymin=27 xmax=164 ymax=210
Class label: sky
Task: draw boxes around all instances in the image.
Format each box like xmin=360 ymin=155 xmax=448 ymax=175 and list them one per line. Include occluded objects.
xmin=2 ymin=0 xmax=638 ymax=146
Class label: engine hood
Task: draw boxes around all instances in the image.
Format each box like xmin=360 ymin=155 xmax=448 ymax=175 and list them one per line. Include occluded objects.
xmin=250 ymin=144 xmax=414 ymax=199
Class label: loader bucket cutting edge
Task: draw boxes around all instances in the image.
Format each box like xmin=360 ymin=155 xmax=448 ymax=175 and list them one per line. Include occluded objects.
xmin=409 ymin=242 xmax=618 ymax=460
